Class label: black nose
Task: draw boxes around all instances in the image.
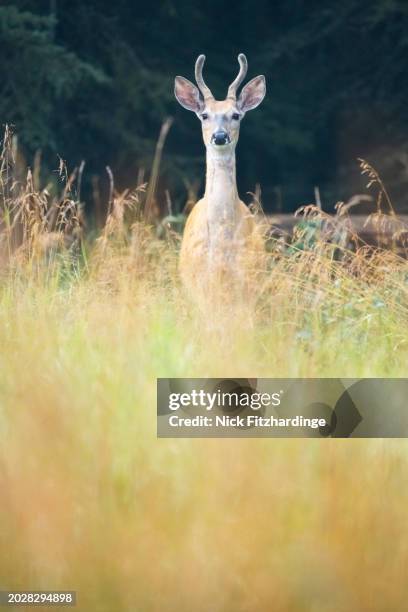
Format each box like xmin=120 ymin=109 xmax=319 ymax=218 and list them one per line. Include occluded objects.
xmin=212 ymin=130 xmax=230 ymax=146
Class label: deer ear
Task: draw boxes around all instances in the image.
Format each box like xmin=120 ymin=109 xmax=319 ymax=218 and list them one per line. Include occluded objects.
xmin=238 ymin=75 xmax=266 ymax=112
xmin=174 ymin=76 xmax=203 ymax=112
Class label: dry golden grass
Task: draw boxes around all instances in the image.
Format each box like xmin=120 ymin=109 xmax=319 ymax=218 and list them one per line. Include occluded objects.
xmin=1 ymin=130 xmax=408 ymax=611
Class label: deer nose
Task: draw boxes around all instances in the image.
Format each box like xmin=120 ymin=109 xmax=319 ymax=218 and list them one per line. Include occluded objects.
xmin=211 ymin=130 xmax=230 ymax=146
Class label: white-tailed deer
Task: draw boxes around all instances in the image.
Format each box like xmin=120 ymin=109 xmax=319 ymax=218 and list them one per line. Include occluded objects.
xmin=174 ymin=54 xmax=266 ymax=302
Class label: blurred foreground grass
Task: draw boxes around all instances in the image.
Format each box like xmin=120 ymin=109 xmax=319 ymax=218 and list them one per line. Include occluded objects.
xmin=0 ymin=240 xmax=407 ymax=612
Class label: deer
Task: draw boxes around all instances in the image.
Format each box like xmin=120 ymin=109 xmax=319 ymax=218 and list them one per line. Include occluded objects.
xmin=174 ymin=54 xmax=266 ymax=304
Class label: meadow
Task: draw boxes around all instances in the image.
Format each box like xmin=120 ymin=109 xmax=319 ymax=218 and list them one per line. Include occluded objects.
xmin=1 ymin=127 xmax=408 ymax=611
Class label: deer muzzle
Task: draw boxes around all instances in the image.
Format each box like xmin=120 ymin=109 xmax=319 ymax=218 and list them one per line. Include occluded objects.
xmin=211 ymin=130 xmax=231 ymax=146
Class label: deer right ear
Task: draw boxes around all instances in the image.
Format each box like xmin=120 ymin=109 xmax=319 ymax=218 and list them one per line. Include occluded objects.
xmin=238 ymin=75 xmax=266 ymax=112
xmin=174 ymin=76 xmax=203 ymax=112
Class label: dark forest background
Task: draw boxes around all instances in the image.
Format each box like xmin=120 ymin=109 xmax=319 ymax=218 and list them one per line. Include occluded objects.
xmin=2 ymin=0 xmax=408 ymax=216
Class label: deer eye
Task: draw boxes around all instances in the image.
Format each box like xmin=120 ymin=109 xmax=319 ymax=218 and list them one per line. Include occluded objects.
xmin=232 ymin=113 xmax=240 ymax=121
xmin=201 ymin=113 xmax=208 ymax=120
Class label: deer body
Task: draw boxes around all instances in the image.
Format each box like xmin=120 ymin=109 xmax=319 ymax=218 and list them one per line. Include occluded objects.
xmin=175 ymin=55 xmax=266 ymax=300
xmin=179 ymin=149 xmax=256 ymax=294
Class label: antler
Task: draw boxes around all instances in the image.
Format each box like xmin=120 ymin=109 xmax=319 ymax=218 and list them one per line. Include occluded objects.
xmin=227 ymin=53 xmax=248 ymax=100
xmin=195 ymin=55 xmax=214 ymax=101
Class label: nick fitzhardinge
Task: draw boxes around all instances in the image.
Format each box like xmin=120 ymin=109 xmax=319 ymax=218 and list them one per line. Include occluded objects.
xmin=215 ymin=415 xmax=326 ymax=429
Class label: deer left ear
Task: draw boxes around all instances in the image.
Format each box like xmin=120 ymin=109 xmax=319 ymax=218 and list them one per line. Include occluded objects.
xmin=174 ymin=76 xmax=203 ymax=112
xmin=238 ymin=75 xmax=266 ymax=112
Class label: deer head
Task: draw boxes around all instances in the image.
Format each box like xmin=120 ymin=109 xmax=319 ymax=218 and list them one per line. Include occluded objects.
xmin=174 ymin=54 xmax=266 ymax=151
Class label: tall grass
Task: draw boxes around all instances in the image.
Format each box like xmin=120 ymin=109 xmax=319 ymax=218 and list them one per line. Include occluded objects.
xmin=1 ymin=129 xmax=408 ymax=611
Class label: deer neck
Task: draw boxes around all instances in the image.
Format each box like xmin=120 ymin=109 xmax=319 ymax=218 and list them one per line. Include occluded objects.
xmin=204 ymin=148 xmax=239 ymax=230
